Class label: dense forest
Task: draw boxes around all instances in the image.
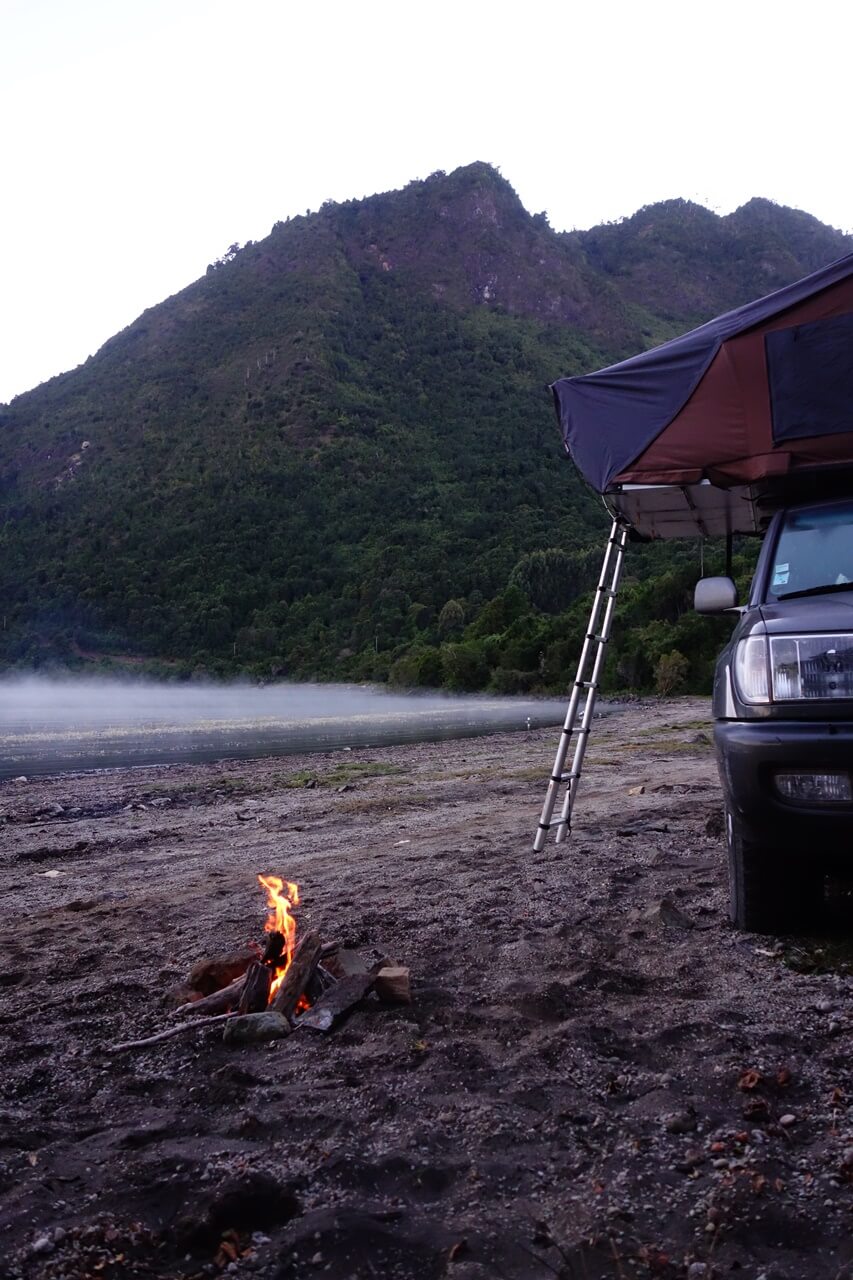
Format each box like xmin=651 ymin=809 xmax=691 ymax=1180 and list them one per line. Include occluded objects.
xmin=0 ymin=163 xmax=849 ymax=693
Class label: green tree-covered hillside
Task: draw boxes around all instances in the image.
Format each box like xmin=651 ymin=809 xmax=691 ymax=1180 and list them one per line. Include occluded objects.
xmin=0 ymin=164 xmax=849 ymax=690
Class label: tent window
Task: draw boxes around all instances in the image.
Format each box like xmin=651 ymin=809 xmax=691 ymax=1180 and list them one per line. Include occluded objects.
xmin=766 ymin=312 xmax=853 ymax=443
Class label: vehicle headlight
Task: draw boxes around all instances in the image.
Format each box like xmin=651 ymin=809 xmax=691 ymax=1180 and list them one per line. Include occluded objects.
xmin=733 ymin=636 xmax=770 ymax=703
xmin=734 ymin=633 xmax=853 ymax=703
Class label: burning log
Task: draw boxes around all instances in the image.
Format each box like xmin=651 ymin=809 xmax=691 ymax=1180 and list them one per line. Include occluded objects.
xmin=296 ymin=972 xmax=376 ymax=1033
xmin=239 ymin=962 xmax=273 ymax=1014
xmin=269 ymin=930 xmax=322 ymax=1019
xmin=262 ymin=930 xmax=286 ymax=967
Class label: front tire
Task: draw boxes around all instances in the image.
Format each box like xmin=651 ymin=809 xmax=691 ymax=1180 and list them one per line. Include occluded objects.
xmin=726 ymin=808 xmax=822 ymax=933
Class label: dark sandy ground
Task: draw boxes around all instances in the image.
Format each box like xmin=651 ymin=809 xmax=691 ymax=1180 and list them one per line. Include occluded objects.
xmin=2 ymin=698 xmax=853 ymax=1280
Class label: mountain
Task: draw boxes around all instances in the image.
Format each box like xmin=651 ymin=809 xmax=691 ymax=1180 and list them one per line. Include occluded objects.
xmin=0 ymin=164 xmax=849 ymax=692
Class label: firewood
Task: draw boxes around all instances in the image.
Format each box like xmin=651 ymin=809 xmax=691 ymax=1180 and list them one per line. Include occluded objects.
xmin=239 ymin=962 xmax=272 ymax=1014
xmin=295 ymin=972 xmax=375 ymax=1033
xmin=107 ymin=1012 xmax=238 ymax=1052
xmin=374 ymin=966 xmax=411 ymax=1005
xmin=170 ymin=974 xmax=246 ymax=1018
xmin=188 ymin=948 xmax=255 ymax=995
xmin=262 ymin=931 xmax=285 ymax=967
xmin=269 ymin=930 xmax=321 ymax=1019
xmin=321 ymin=947 xmax=369 ymax=980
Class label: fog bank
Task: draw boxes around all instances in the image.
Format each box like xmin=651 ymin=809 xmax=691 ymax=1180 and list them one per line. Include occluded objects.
xmin=0 ymin=676 xmax=575 ymax=779
xmin=1 ymin=675 xmax=543 ymax=732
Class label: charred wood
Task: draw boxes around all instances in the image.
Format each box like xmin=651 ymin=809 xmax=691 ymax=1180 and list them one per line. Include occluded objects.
xmin=304 ymin=964 xmax=336 ymax=1005
xmin=239 ymin=962 xmax=273 ymax=1014
xmin=296 ymin=972 xmax=375 ymax=1033
xmin=262 ymin=931 xmax=285 ymax=967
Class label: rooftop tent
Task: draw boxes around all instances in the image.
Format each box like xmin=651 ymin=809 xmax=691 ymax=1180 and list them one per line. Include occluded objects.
xmin=534 ymin=252 xmax=853 ymax=845
xmin=551 ymin=252 xmax=853 ymax=537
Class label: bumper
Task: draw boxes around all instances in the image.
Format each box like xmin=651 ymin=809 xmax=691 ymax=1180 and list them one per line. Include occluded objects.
xmin=715 ymin=719 xmax=853 ymax=846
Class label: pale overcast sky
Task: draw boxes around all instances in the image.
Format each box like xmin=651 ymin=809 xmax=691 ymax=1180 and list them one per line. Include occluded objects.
xmin=2 ymin=0 xmax=850 ymax=405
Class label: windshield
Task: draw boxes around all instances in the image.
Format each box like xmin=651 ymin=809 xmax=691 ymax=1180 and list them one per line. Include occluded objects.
xmin=767 ymin=499 xmax=853 ymax=601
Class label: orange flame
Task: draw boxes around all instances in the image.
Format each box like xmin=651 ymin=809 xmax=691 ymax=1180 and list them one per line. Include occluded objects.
xmin=257 ymin=874 xmax=300 ymax=998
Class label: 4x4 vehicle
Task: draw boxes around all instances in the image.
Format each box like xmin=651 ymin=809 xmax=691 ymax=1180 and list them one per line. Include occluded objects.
xmin=696 ymin=495 xmax=853 ymax=932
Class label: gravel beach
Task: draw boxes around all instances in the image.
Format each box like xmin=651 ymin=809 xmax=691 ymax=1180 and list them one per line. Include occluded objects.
xmin=2 ymin=697 xmax=852 ymax=1280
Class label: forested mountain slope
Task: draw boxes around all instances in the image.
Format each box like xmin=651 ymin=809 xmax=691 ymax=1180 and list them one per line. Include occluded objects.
xmin=1 ymin=163 xmax=849 ymax=690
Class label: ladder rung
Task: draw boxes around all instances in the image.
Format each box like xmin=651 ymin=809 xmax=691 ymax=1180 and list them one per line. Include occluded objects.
xmin=575 ymin=680 xmax=597 ymax=690
xmin=552 ymin=771 xmax=579 ymax=782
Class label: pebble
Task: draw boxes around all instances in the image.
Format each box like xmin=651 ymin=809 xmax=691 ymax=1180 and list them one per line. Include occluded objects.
xmin=687 ymin=1265 xmax=708 ymax=1279
xmin=779 ymin=1113 xmax=797 ymax=1127
xmin=664 ymin=1109 xmax=697 ymax=1134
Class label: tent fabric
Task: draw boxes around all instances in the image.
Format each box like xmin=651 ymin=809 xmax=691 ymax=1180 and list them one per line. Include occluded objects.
xmin=551 ymin=253 xmax=853 ymax=496
xmin=766 ymin=312 xmax=853 ymax=443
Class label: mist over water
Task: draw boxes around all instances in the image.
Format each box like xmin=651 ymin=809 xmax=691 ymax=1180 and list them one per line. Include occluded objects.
xmin=0 ymin=675 xmax=576 ymax=779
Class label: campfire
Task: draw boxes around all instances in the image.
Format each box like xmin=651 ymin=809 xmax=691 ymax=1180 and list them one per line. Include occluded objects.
xmin=109 ymin=876 xmax=410 ymax=1052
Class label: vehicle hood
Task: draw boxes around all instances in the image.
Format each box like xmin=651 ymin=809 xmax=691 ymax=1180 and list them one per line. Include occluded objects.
xmin=759 ymin=590 xmax=853 ymax=635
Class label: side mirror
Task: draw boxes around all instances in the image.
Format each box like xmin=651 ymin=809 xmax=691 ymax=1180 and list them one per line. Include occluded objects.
xmin=694 ymin=576 xmax=739 ymax=614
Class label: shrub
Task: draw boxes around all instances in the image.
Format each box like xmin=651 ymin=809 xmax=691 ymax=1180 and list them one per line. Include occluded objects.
xmin=654 ymin=649 xmax=690 ymax=696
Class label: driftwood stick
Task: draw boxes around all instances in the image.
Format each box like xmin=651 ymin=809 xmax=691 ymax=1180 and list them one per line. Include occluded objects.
xmin=269 ymin=930 xmax=321 ymax=1018
xmin=107 ymin=1013 xmax=238 ymax=1053
xmin=239 ymin=962 xmax=272 ymax=1014
xmin=170 ymin=974 xmax=246 ymax=1018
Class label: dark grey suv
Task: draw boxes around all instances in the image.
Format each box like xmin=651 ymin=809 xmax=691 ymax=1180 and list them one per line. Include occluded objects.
xmin=696 ymin=495 xmax=853 ymax=932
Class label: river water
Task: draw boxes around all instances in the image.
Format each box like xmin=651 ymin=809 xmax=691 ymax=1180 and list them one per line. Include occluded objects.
xmin=0 ymin=677 xmax=582 ymax=780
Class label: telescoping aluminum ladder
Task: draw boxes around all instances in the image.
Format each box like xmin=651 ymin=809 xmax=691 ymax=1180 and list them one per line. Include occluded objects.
xmin=533 ymin=517 xmax=629 ymax=850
